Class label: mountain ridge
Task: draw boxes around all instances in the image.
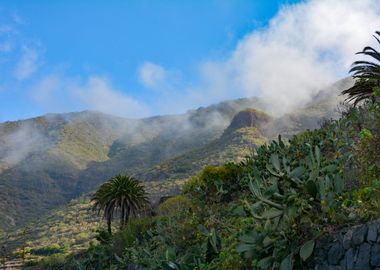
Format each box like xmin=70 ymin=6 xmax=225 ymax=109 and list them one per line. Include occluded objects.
xmin=0 ymin=78 xmax=353 ymax=231
xmin=0 ymin=97 xmax=263 ymax=230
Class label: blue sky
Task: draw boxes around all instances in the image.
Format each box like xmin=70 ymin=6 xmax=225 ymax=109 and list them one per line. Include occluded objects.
xmin=0 ymin=0 xmax=302 ymax=121
xmin=0 ymin=0 xmax=379 ymax=121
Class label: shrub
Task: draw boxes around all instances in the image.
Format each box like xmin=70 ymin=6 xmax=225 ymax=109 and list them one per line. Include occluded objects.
xmin=157 ymin=195 xmax=191 ymax=217
xmin=113 ymin=217 xmax=153 ymax=255
xmin=30 ymin=244 xmax=63 ymax=256
xmin=39 ymin=253 xmax=66 ymax=268
xmin=183 ymin=163 xmax=244 ymax=202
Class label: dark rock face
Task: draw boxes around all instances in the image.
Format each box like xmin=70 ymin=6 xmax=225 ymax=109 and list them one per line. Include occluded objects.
xmin=309 ymin=220 xmax=380 ymax=270
xmin=367 ymin=224 xmax=378 ymax=242
xmin=371 ymin=244 xmax=380 ymax=267
xmin=328 ymin=242 xmax=344 ymax=265
xmin=355 ymin=243 xmax=371 ymax=270
xmin=222 ymin=109 xmax=271 ymax=136
xmin=343 ymin=230 xmax=353 ymax=250
xmin=352 ymin=225 xmax=367 ymax=246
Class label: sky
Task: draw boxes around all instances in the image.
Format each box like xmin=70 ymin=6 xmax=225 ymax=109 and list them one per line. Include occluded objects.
xmin=0 ymin=0 xmax=380 ymax=121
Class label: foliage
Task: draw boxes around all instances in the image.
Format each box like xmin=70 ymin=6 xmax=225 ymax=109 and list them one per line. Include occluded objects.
xmin=183 ymin=163 xmax=245 ymax=203
xmin=237 ymin=139 xmax=346 ymax=268
xmin=92 ymin=175 xmax=149 ymax=233
xmin=0 ymin=99 xmax=260 ymax=232
xmin=30 ymin=244 xmax=63 ymax=256
xmin=0 ymin=179 xmax=189 ymax=265
xmin=157 ymin=195 xmax=191 ymax=217
xmin=51 ymin=101 xmax=380 ymax=270
xmin=38 ymin=253 xmax=67 ymax=269
xmin=5 ymin=47 xmax=380 ymax=268
xmin=342 ymin=31 xmax=380 ymax=105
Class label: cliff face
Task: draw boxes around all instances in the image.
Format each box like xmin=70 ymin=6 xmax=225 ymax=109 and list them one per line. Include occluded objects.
xmin=222 ymin=108 xmax=271 ymax=137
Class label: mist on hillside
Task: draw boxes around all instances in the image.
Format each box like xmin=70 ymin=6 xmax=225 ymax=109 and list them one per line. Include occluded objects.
xmin=0 ymin=76 xmax=352 ymax=174
xmin=0 ymin=0 xmax=374 ymax=232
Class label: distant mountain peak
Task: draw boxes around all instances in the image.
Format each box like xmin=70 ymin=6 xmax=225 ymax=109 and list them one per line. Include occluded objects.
xmin=223 ymin=108 xmax=271 ymax=136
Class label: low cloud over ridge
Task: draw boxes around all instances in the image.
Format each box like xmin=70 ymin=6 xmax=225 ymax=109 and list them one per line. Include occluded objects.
xmin=190 ymin=0 xmax=380 ymax=115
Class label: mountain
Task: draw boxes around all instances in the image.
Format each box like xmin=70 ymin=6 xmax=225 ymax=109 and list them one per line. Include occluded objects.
xmin=138 ymin=109 xmax=270 ymax=185
xmin=263 ymin=78 xmax=353 ymax=138
xmin=0 ymin=98 xmax=265 ymax=230
xmin=0 ymin=78 xmax=353 ymax=232
xmin=0 ymin=109 xmax=272 ymax=258
xmin=0 ymin=78 xmax=355 ymax=262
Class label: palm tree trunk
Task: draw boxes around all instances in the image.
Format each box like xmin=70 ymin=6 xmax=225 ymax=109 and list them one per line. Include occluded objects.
xmin=120 ymin=207 xmax=125 ymax=230
xmin=107 ymin=218 xmax=112 ymax=235
xmin=125 ymin=207 xmax=130 ymax=227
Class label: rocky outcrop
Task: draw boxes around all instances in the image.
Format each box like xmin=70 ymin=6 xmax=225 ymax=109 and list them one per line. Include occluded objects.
xmin=222 ymin=108 xmax=271 ymax=136
xmin=309 ymin=220 xmax=380 ymax=270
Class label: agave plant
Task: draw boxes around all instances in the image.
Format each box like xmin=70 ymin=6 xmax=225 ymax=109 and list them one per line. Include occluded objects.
xmin=92 ymin=175 xmax=149 ymax=234
xmin=238 ymin=142 xmax=345 ymax=269
xmin=342 ymin=31 xmax=380 ymax=105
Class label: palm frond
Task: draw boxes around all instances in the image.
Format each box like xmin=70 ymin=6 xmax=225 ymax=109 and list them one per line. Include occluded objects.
xmin=342 ymin=31 xmax=380 ymax=105
xmin=92 ymin=175 xmax=149 ymax=232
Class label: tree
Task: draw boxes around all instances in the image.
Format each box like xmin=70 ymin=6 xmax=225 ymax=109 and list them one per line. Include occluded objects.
xmin=92 ymin=175 xmax=149 ymax=234
xmin=342 ymin=31 xmax=380 ymax=105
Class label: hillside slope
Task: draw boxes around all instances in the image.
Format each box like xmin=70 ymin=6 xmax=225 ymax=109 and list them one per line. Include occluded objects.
xmin=0 ymin=109 xmax=270 ymax=259
xmin=2 ymin=78 xmax=354 ymax=264
xmin=138 ymin=109 xmax=270 ymax=184
xmin=0 ymin=78 xmax=352 ymax=231
xmin=0 ymin=98 xmax=263 ymax=230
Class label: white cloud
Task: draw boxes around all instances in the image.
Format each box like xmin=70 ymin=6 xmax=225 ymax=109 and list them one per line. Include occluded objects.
xmin=139 ymin=0 xmax=380 ymax=115
xmin=227 ymin=1 xmax=380 ymax=114
xmin=180 ymin=61 xmax=235 ymax=109
xmin=9 ymin=0 xmax=380 ymax=119
xmin=74 ymin=76 xmax=149 ymax=118
xmin=30 ymin=74 xmax=65 ymax=111
xmin=175 ymin=0 xmax=380 ymax=116
xmin=30 ymin=74 xmax=148 ymax=118
xmin=0 ymin=124 xmax=45 ymax=170
xmin=14 ymin=46 xmax=39 ymax=80
xmin=31 ymin=74 xmax=149 ymax=118
xmin=138 ymin=61 xmax=167 ymax=89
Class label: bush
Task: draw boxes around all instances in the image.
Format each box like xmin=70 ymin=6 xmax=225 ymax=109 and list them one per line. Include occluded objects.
xmin=39 ymin=253 xmax=66 ymax=268
xmin=113 ymin=217 xmax=153 ymax=254
xmin=157 ymin=195 xmax=191 ymax=216
xmin=30 ymin=244 xmax=63 ymax=256
xmin=183 ymin=163 xmax=244 ymax=202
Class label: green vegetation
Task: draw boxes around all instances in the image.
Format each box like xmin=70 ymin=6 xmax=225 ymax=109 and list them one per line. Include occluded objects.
xmin=34 ymin=33 xmax=380 ymax=266
xmin=0 ymin=180 xmax=184 ymax=265
xmin=139 ymin=121 xmax=269 ymax=183
xmin=0 ymin=196 xmax=102 ymax=264
xmin=34 ymin=100 xmax=380 ymax=269
xmin=342 ymin=31 xmax=380 ymax=105
xmin=3 ymin=34 xmax=377 ymax=269
xmin=157 ymin=195 xmax=191 ymax=216
xmin=0 ymin=98 xmax=266 ymax=231
xmin=92 ymin=175 xmax=149 ymax=233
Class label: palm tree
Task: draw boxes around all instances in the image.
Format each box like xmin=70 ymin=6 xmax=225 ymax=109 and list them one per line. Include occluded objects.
xmin=92 ymin=175 xmax=149 ymax=234
xmin=342 ymin=31 xmax=380 ymax=105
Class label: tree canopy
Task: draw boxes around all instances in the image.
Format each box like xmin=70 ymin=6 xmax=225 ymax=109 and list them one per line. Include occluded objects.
xmin=92 ymin=175 xmax=149 ymax=233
